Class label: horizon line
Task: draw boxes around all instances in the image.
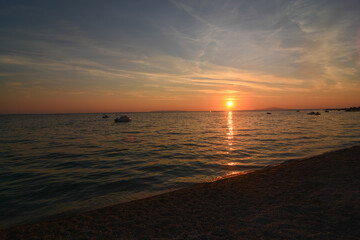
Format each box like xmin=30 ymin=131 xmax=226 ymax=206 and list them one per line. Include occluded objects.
xmin=0 ymin=107 xmax=356 ymax=115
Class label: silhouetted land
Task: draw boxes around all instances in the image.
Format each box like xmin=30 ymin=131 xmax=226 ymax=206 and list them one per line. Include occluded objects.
xmin=325 ymin=106 xmax=360 ymax=112
xmin=1 ymin=146 xmax=360 ymax=239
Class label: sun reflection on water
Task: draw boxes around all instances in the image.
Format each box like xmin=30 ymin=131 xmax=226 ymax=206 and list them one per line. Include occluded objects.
xmin=225 ymin=111 xmax=234 ymax=161
xmin=227 ymin=111 xmax=234 ymax=143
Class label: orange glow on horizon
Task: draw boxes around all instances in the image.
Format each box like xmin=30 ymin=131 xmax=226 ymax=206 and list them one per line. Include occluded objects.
xmin=1 ymin=87 xmax=359 ymax=114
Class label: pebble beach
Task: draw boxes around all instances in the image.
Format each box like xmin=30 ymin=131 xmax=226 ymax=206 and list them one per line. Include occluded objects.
xmin=1 ymin=145 xmax=359 ymax=239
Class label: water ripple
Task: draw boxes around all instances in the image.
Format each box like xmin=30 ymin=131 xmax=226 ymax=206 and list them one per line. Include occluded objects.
xmin=0 ymin=111 xmax=359 ymax=228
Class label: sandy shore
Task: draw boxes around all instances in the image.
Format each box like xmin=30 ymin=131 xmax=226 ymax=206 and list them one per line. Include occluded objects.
xmin=1 ymin=146 xmax=360 ymax=239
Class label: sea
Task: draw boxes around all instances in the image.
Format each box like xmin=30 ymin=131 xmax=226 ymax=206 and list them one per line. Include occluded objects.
xmin=1 ymin=110 xmax=360 ymax=228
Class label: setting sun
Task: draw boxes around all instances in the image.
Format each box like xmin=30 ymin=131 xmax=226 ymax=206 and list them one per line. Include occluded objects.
xmin=227 ymin=101 xmax=233 ymax=108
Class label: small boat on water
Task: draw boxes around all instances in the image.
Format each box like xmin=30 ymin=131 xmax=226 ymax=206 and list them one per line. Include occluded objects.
xmin=102 ymin=114 xmax=109 ymax=118
xmin=307 ymin=112 xmax=321 ymax=115
xmin=115 ymin=115 xmax=131 ymax=122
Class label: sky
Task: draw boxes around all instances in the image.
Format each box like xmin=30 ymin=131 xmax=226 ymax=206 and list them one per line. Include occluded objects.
xmin=0 ymin=0 xmax=359 ymax=114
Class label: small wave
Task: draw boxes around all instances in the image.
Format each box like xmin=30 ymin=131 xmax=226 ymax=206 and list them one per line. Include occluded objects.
xmin=220 ymin=163 xmax=264 ymax=170
xmin=231 ymin=150 xmax=251 ymax=157
xmin=100 ymin=149 xmax=129 ymax=157
xmin=206 ymin=150 xmax=250 ymax=160
xmin=237 ymin=128 xmax=259 ymax=131
xmin=261 ymin=138 xmax=277 ymax=142
xmin=181 ymin=143 xmax=200 ymax=147
xmin=39 ymin=152 xmax=86 ymax=160
xmin=120 ymin=131 xmax=142 ymax=134
xmin=0 ymin=139 xmax=33 ymax=144
xmin=137 ymin=163 xmax=175 ymax=173
xmin=234 ymin=133 xmax=252 ymax=137
xmin=167 ymin=132 xmax=191 ymax=135
xmin=51 ymin=161 xmax=84 ymax=170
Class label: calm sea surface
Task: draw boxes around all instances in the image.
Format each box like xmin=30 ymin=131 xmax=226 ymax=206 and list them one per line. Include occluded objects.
xmin=1 ymin=110 xmax=360 ymax=228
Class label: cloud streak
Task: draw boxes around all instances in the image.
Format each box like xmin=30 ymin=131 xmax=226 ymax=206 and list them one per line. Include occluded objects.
xmin=0 ymin=0 xmax=359 ymax=113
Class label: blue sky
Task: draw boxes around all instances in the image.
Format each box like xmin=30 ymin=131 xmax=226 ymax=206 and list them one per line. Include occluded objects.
xmin=0 ymin=0 xmax=359 ymax=113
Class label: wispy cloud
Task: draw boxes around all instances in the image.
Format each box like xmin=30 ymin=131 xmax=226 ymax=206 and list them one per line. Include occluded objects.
xmin=0 ymin=0 xmax=359 ymax=112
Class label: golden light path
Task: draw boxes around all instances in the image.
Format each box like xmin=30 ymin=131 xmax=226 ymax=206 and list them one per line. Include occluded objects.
xmin=227 ymin=111 xmax=233 ymax=144
xmin=225 ymin=110 xmax=243 ymax=176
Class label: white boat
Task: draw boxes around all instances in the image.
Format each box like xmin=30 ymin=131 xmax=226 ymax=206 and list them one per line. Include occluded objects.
xmin=114 ymin=115 xmax=131 ymax=122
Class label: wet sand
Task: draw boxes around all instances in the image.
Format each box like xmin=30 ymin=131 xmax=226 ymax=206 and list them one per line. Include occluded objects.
xmin=1 ymin=146 xmax=360 ymax=239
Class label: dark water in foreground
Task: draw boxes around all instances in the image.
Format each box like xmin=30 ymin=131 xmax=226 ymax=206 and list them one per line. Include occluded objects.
xmin=1 ymin=110 xmax=360 ymax=228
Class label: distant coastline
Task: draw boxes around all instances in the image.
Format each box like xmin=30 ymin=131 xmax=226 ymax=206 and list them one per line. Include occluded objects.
xmin=1 ymin=106 xmax=359 ymax=115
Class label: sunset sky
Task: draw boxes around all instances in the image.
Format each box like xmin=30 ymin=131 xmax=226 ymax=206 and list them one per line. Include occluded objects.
xmin=1 ymin=0 xmax=359 ymax=114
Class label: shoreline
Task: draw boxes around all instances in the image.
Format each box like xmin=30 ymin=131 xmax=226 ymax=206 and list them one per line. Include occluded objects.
xmin=1 ymin=145 xmax=360 ymax=239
